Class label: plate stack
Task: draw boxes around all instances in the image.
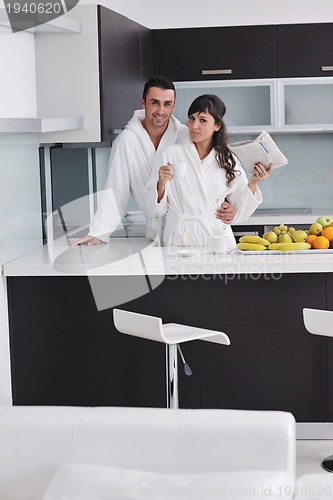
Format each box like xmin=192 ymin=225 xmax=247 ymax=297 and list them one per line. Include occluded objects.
xmin=124 ymin=211 xmax=147 ymax=237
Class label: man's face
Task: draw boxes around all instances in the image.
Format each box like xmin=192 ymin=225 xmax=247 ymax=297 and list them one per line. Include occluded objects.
xmin=141 ymin=87 xmax=176 ymax=129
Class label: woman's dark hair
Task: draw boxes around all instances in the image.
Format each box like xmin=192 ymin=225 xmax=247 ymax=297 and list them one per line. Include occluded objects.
xmin=143 ymin=76 xmax=176 ymax=102
xmin=188 ymin=94 xmax=238 ymax=185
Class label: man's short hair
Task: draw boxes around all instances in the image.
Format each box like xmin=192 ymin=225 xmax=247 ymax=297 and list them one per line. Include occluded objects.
xmin=142 ymin=76 xmax=175 ymax=102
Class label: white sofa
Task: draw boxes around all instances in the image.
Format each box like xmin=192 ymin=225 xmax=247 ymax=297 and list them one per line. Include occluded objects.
xmin=0 ymin=406 xmax=296 ymax=500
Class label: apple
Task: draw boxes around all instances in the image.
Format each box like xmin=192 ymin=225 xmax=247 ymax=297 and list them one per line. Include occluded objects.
xmin=278 ymin=233 xmax=293 ymax=243
xmin=291 ymin=230 xmax=308 ymax=243
xmin=310 ymin=222 xmax=323 ymax=235
xmin=263 ymin=231 xmax=278 ymax=243
xmin=316 ymin=216 xmax=333 ymax=229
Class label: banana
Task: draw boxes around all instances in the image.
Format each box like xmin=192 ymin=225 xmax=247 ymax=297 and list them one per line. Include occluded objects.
xmin=237 ymin=243 xmax=267 ymax=251
xmin=267 ymin=242 xmax=311 ymax=251
xmin=239 ymin=235 xmax=270 ymax=246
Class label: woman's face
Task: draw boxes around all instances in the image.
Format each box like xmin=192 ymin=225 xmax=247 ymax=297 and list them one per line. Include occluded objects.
xmin=188 ymin=110 xmax=221 ymax=147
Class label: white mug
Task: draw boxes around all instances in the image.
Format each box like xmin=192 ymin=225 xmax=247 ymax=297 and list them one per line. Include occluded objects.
xmin=209 ymin=235 xmax=231 ymax=253
xmin=172 ymin=162 xmax=187 ymax=179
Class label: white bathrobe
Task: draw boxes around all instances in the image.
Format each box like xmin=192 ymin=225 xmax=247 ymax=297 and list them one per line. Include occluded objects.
xmin=146 ymin=135 xmax=263 ymax=247
xmin=89 ymin=110 xmax=188 ymax=242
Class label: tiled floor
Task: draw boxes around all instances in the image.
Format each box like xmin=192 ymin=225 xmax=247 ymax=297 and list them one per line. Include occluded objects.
xmin=297 ymin=440 xmax=333 ymax=477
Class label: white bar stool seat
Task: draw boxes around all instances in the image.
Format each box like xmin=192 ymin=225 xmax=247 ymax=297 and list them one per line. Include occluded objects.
xmin=303 ymin=307 xmax=333 ymax=472
xmin=113 ymin=308 xmax=230 ymax=409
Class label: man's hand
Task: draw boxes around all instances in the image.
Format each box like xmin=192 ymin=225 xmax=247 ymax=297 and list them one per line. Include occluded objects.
xmin=69 ymin=235 xmax=104 ymax=246
xmin=215 ymin=201 xmax=236 ymax=224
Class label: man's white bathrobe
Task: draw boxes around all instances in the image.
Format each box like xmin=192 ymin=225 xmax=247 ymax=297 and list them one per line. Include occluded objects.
xmin=89 ymin=109 xmax=188 ymax=241
xmin=146 ymin=135 xmax=263 ymax=247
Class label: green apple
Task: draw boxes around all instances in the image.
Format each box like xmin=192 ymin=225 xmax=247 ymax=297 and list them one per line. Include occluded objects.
xmin=263 ymin=231 xmax=278 ymax=243
xmin=291 ymin=230 xmax=308 ymax=243
xmin=310 ymin=222 xmax=323 ymax=235
xmin=316 ymin=216 xmax=333 ymax=229
xmin=278 ymin=233 xmax=293 ymax=243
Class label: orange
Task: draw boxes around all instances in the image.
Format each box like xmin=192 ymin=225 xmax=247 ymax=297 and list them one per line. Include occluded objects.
xmin=330 ymin=221 xmax=333 ymax=228
xmin=306 ymin=234 xmax=318 ymax=248
xmin=313 ymin=235 xmax=330 ymax=249
xmin=322 ymin=226 xmax=333 ymax=242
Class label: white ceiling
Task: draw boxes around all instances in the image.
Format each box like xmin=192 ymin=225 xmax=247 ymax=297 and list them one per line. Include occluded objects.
xmin=0 ymin=0 xmax=332 ymax=28
xmin=80 ymin=0 xmax=333 ymax=29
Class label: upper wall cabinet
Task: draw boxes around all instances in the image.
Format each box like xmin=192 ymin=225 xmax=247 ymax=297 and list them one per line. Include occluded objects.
xmin=277 ymin=23 xmax=333 ymax=78
xmin=35 ymin=5 xmax=153 ymax=143
xmin=153 ymin=25 xmax=277 ymax=81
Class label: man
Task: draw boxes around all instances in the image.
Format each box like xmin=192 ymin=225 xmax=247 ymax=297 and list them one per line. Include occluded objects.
xmin=70 ymin=76 xmax=235 ymax=246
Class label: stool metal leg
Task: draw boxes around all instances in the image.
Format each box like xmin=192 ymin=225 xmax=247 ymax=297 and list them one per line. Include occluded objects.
xmin=166 ymin=344 xmax=179 ymax=409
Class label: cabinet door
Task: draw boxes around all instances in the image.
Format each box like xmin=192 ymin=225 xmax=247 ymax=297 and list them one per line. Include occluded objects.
xmin=278 ymin=77 xmax=333 ymax=132
xmin=99 ymin=7 xmax=153 ymax=141
xmin=174 ymin=79 xmax=277 ymax=133
xmin=197 ymin=273 xmax=327 ymax=421
xmin=154 ymin=25 xmax=277 ymax=81
xmin=8 ymin=277 xmax=97 ymax=406
xmin=277 ymin=24 xmax=333 ymax=78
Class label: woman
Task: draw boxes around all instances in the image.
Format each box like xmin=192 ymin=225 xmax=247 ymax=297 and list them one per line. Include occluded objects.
xmin=146 ymin=94 xmax=272 ymax=247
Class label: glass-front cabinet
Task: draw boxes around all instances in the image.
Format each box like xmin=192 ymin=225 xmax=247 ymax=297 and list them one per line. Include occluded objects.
xmin=174 ymin=79 xmax=278 ymax=134
xmin=278 ymin=77 xmax=333 ymax=132
xmin=174 ymin=76 xmax=333 ymax=134
xmin=173 ymin=77 xmax=333 ymax=214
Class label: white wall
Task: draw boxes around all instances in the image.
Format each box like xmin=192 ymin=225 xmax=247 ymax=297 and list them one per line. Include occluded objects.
xmin=0 ymin=29 xmax=36 ymax=116
xmin=0 ymin=26 xmax=39 ymax=405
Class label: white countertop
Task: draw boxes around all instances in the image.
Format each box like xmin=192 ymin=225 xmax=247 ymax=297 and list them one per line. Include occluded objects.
xmin=3 ymin=237 xmax=333 ymax=277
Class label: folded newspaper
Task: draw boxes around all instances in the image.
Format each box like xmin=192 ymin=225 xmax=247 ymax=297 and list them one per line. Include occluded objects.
xmin=228 ymin=131 xmax=288 ymax=177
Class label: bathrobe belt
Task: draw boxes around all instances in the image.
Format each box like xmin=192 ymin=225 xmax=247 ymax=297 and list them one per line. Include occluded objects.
xmin=170 ymin=210 xmax=214 ymax=245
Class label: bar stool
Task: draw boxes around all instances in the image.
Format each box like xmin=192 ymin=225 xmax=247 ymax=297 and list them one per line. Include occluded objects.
xmin=303 ymin=307 xmax=333 ymax=472
xmin=113 ymin=308 xmax=230 ymax=409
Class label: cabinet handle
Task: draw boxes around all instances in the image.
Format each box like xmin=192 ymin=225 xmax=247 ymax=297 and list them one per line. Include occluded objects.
xmin=201 ymin=69 xmax=232 ymax=75
xmin=321 ymin=66 xmax=333 ymax=72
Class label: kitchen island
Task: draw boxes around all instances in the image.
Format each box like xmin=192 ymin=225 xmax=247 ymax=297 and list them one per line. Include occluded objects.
xmin=3 ymin=237 xmax=333 ymax=429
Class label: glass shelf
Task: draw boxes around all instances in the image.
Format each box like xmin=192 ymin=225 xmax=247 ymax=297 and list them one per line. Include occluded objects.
xmin=0 ymin=117 xmax=83 ymax=136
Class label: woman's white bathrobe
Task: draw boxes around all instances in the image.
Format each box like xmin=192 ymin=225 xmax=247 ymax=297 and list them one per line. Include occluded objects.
xmin=146 ymin=135 xmax=263 ymax=247
xmin=89 ymin=110 xmax=188 ymax=241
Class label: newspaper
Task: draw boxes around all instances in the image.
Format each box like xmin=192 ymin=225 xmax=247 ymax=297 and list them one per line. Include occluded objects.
xmin=228 ymin=131 xmax=288 ymax=177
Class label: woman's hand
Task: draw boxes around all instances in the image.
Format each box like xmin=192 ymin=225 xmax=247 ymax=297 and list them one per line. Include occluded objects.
xmin=158 ymin=163 xmax=174 ymax=185
xmin=248 ymin=162 xmax=273 ymax=193
xmin=157 ymin=162 xmax=173 ymax=202
xmin=215 ymin=201 xmax=236 ymax=224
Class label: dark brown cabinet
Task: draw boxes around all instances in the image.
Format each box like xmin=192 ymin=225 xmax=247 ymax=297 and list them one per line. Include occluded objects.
xmin=99 ymin=6 xmax=153 ymax=141
xmin=153 ymin=25 xmax=277 ymax=81
xmin=7 ymin=272 xmax=332 ymax=421
xmin=197 ymin=273 xmax=327 ymax=422
xmin=276 ymin=23 xmax=333 ymax=78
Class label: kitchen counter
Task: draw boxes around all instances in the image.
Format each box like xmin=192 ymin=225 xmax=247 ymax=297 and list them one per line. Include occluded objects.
xmin=3 ymin=237 xmax=333 ymax=277
xmin=4 ymin=236 xmax=333 ymax=426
